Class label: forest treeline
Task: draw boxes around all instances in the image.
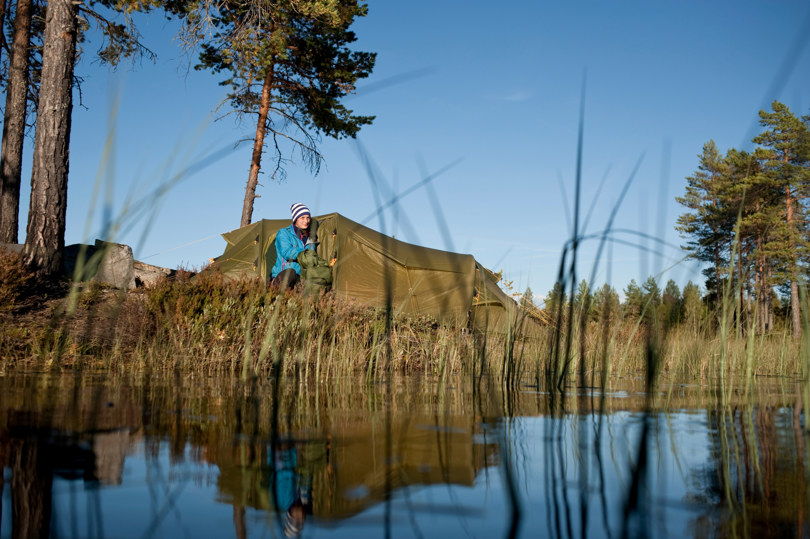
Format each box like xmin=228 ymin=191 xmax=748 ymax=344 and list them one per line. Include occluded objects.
xmin=540 ymin=277 xmax=706 ymax=334
xmin=0 ymin=0 xmax=375 ymax=276
xmin=542 ymin=101 xmax=810 ymax=338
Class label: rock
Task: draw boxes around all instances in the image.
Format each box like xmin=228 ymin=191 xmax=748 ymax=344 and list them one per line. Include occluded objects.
xmin=132 ymin=260 xmax=173 ymax=288
xmin=63 ymin=241 xmax=135 ymax=289
xmin=64 ymin=243 xmax=99 ymax=279
xmin=8 ymin=240 xmax=174 ymax=290
xmin=92 ymin=240 xmax=136 ymax=289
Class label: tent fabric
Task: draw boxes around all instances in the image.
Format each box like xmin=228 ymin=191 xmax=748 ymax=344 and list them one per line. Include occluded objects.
xmin=211 ymin=212 xmax=525 ymax=330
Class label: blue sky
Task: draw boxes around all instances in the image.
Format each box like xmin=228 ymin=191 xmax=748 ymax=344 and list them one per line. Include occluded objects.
xmin=11 ymin=0 xmax=810 ymax=301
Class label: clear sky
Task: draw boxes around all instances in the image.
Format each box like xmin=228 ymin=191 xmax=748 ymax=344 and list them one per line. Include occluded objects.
xmin=10 ymin=0 xmax=810 ymax=301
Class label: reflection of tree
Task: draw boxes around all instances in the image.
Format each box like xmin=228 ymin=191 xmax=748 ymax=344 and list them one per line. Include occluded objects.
xmin=0 ymin=375 xmax=138 ymax=537
xmin=0 ymin=429 xmax=123 ymax=538
xmin=690 ymin=392 xmax=810 ymax=537
xmin=3 ymin=372 xmax=808 ymax=537
xmin=9 ymin=439 xmax=52 ymax=539
xmin=0 ymin=441 xmax=4 ymax=531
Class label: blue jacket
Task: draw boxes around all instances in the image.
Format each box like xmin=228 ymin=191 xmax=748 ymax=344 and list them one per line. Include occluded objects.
xmin=271 ymin=225 xmax=315 ymax=278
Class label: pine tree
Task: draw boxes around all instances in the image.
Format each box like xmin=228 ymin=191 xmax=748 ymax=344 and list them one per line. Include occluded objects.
xmin=519 ymin=286 xmax=535 ymax=309
xmin=676 ymin=140 xmax=734 ymax=303
xmin=623 ymin=279 xmax=644 ymax=319
xmin=22 ymin=0 xmax=158 ymax=275
xmin=681 ymin=281 xmax=705 ymax=335
xmin=181 ymin=0 xmax=375 ymax=227
xmin=724 ymin=148 xmax=783 ymax=332
xmin=642 ymin=275 xmax=662 ymax=325
xmin=752 ymin=101 xmax=810 ymax=338
xmin=543 ymin=281 xmax=567 ymax=318
xmin=22 ymin=0 xmax=78 ymax=275
xmin=573 ymin=279 xmax=592 ymax=318
xmin=592 ymin=283 xmax=619 ymax=324
xmin=662 ymin=279 xmax=681 ymax=327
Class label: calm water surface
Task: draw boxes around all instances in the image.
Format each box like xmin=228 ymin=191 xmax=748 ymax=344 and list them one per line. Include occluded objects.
xmin=0 ymin=372 xmax=807 ymax=538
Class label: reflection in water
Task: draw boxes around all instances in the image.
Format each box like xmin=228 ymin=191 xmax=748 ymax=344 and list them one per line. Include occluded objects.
xmin=0 ymin=373 xmax=807 ymax=537
xmin=689 ymin=403 xmax=809 ymax=538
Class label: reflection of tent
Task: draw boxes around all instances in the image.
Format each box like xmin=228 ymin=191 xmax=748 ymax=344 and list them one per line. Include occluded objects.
xmin=210 ymin=213 xmax=521 ymax=331
xmin=211 ymin=415 xmax=498 ymax=521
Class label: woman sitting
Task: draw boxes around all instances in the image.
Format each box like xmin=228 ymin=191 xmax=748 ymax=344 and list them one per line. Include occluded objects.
xmin=270 ymin=203 xmax=317 ymax=290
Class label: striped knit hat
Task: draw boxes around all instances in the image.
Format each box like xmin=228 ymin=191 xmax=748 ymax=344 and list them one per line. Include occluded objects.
xmin=290 ymin=203 xmax=310 ymax=223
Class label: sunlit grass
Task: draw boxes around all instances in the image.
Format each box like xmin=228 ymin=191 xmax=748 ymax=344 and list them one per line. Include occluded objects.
xmin=1 ymin=255 xmax=806 ymax=387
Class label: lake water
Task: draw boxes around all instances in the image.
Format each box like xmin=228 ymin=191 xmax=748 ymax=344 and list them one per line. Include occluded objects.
xmin=0 ymin=372 xmax=807 ymax=538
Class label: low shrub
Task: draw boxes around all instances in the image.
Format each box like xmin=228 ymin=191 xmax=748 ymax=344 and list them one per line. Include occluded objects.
xmin=0 ymin=248 xmax=35 ymax=312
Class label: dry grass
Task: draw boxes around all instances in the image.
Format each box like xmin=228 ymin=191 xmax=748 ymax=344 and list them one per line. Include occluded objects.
xmin=1 ymin=258 xmax=807 ymax=385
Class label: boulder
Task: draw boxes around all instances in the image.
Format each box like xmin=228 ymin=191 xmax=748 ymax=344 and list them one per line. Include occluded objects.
xmin=8 ymin=241 xmax=174 ymax=290
xmin=92 ymin=240 xmax=136 ymax=289
xmin=64 ymin=243 xmax=99 ymax=278
xmin=64 ymin=241 xmax=135 ymax=289
xmin=132 ymin=260 xmax=173 ymax=288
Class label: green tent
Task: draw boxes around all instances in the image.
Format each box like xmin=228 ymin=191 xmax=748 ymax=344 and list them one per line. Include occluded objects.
xmin=210 ymin=212 xmax=524 ymax=331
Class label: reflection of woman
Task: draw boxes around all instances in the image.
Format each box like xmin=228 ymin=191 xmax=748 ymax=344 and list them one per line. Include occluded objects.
xmin=271 ymin=203 xmax=317 ymax=290
xmin=284 ymin=499 xmax=307 ymax=538
xmin=270 ymin=443 xmax=312 ymax=538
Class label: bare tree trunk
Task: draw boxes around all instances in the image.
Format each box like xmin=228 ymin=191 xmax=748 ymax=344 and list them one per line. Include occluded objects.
xmin=23 ymin=0 xmax=76 ymax=276
xmin=756 ymin=256 xmax=773 ymax=334
xmin=756 ymin=239 xmax=765 ymax=334
xmin=0 ymin=0 xmax=33 ymax=243
xmin=786 ymin=185 xmax=801 ymax=338
xmin=767 ymin=268 xmax=774 ymax=331
xmin=241 ymin=61 xmax=275 ymax=228
xmin=738 ymin=246 xmax=744 ymax=337
xmin=791 ymin=279 xmax=801 ymax=336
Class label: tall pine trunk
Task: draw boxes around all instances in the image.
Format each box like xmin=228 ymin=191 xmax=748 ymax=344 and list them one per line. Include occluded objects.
xmin=0 ymin=0 xmax=33 ymax=243
xmin=241 ymin=60 xmax=275 ymax=228
xmin=23 ymin=0 xmax=77 ymax=275
xmin=738 ymin=246 xmax=744 ymax=336
xmin=756 ymin=243 xmax=770 ymax=334
xmin=786 ymin=185 xmax=801 ymax=338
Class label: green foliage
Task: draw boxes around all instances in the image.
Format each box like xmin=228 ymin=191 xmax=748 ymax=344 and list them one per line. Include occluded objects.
xmin=661 ymin=279 xmax=682 ymax=328
xmin=520 ymin=286 xmax=534 ymax=306
xmin=751 ymin=101 xmax=810 ymax=273
xmin=80 ymin=0 xmax=160 ymax=66
xmin=676 ymin=101 xmax=810 ymax=334
xmin=573 ymin=280 xmax=591 ymax=310
xmin=623 ymin=279 xmax=643 ymax=318
xmin=675 ymin=139 xmax=733 ymax=300
xmin=641 ymin=276 xmax=661 ymax=307
xmin=184 ymin=0 xmax=375 ymax=179
xmin=543 ymin=281 xmax=566 ymax=318
xmin=592 ymin=283 xmax=620 ymax=323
